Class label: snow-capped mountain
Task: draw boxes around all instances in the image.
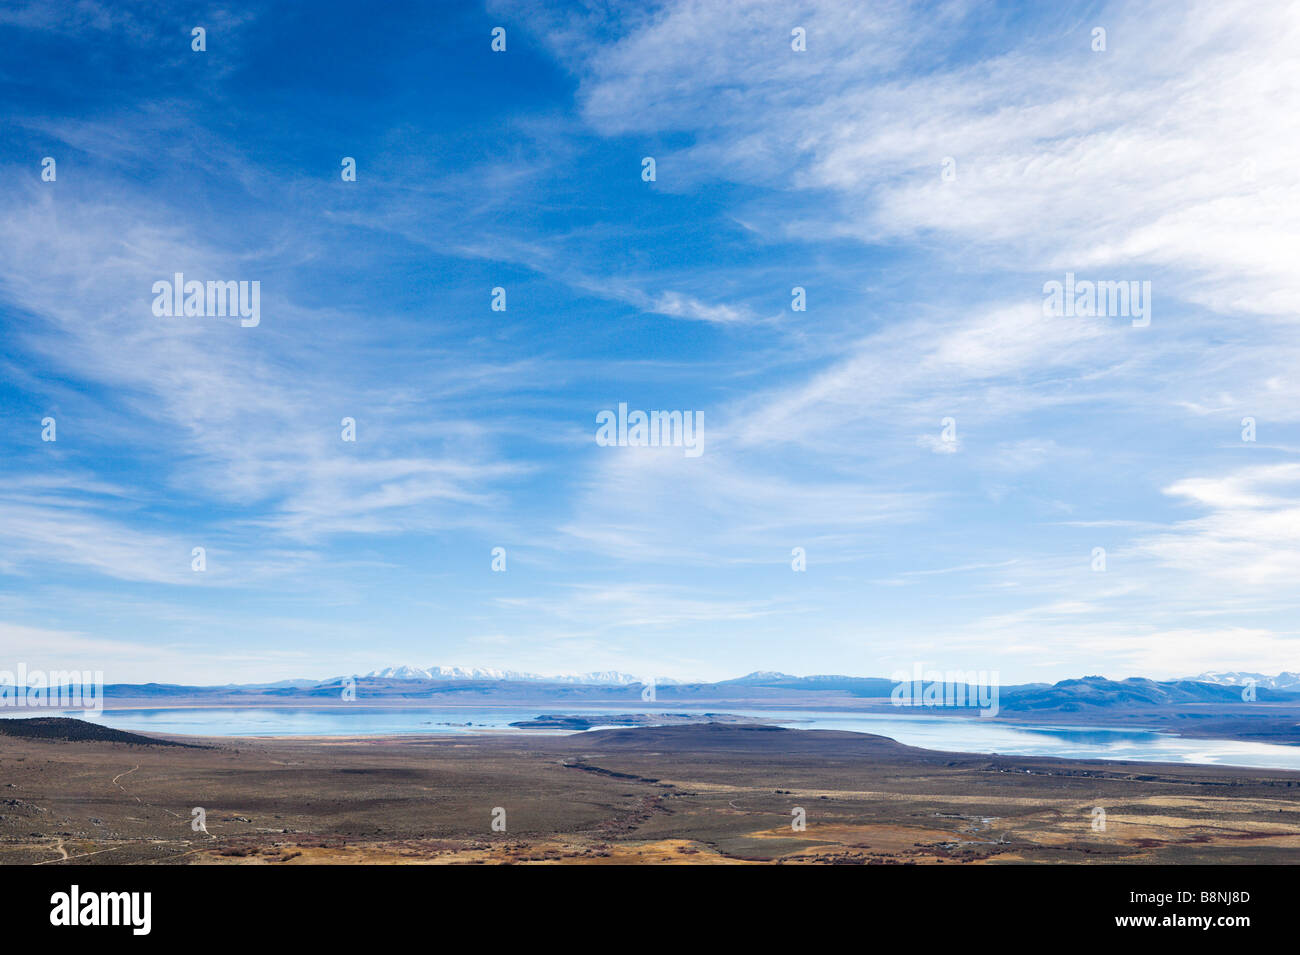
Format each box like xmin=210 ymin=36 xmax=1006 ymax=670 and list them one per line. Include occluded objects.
xmin=364 ymin=665 xmax=654 ymax=685
xmin=367 ymin=665 xmax=539 ymax=681
xmin=1189 ymin=671 xmax=1300 ymax=690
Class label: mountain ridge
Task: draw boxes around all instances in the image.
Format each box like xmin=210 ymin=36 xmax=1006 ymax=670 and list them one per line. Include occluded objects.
xmin=17 ymin=670 xmax=1300 ymax=709
xmin=1188 ymin=671 xmax=1300 ymax=690
xmin=363 ymin=665 xmax=668 ymax=685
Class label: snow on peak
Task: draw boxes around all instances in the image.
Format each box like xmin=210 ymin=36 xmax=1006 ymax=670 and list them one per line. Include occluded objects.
xmin=364 ymin=665 xmax=654 ymax=685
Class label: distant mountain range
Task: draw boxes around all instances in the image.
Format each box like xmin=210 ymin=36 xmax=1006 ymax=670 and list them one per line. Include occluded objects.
xmin=21 ymin=669 xmax=1300 ymax=716
xmin=1188 ymin=671 xmax=1300 ymax=690
xmin=350 ymin=667 xmax=1300 ymax=699
xmin=998 ymin=676 xmax=1264 ymax=711
xmin=363 ymin=665 xmax=675 ymax=685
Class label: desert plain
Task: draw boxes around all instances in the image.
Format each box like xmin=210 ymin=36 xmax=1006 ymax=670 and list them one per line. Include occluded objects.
xmin=3 ymin=720 xmax=1300 ymax=865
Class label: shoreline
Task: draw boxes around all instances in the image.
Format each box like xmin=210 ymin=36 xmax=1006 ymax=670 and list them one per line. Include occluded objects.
xmin=6 ymin=706 xmax=1300 ymax=771
xmin=4 ymin=698 xmax=1299 ymax=745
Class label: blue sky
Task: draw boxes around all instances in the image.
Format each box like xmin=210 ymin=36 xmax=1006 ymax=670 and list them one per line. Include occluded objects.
xmin=1 ymin=0 xmax=1298 ymax=684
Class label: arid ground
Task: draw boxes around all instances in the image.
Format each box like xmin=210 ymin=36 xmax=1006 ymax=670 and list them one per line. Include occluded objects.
xmin=4 ymin=722 xmax=1300 ymax=865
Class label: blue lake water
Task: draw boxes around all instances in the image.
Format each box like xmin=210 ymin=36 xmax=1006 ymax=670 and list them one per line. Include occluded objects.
xmin=28 ymin=705 xmax=1300 ymax=771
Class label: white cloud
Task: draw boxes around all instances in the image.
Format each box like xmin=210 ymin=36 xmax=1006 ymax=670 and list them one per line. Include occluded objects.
xmin=560 ymin=0 xmax=1300 ymax=319
xmin=1133 ymin=464 xmax=1300 ymax=589
xmin=0 ymin=174 xmax=525 ymax=567
xmin=649 ymin=291 xmax=753 ymax=324
xmin=729 ymin=303 xmax=1121 ymax=450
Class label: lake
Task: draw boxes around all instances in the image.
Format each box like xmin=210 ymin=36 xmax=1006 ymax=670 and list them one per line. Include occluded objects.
xmin=37 ymin=704 xmax=1300 ymax=771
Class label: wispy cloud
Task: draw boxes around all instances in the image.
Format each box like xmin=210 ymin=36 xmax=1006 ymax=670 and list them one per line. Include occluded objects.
xmin=1 ymin=0 xmax=1297 ymax=682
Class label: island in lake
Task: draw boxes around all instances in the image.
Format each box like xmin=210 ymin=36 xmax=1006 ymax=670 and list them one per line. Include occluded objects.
xmin=508 ymin=712 xmax=765 ymax=730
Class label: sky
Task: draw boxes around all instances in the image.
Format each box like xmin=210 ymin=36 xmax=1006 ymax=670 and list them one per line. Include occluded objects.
xmin=1 ymin=0 xmax=1298 ymax=685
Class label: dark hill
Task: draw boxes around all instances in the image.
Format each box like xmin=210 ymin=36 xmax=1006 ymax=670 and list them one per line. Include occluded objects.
xmin=0 ymin=717 xmax=204 ymax=747
xmin=574 ymin=721 xmax=920 ymax=756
